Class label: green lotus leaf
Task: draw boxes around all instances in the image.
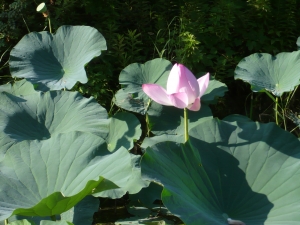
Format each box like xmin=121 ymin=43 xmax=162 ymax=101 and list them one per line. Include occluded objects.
xmin=147 ymin=101 xmax=212 ymax=135
xmin=114 ymin=58 xmax=172 ymax=114
xmin=200 ymin=79 xmax=228 ymax=104
xmin=297 ymin=37 xmax=300 ymax=50
xmin=9 ymin=26 xmax=107 ymax=91
xmin=141 ymin=135 xmax=184 ymax=150
xmin=8 ymin=220 xmax=35 ymax=225
xmin=6 ymin=196 xmax=97 ymax=225
xmin=0 ymin=91 xmax=108 ymax=159
xmin=0 ymin=132 xmax=133 ymax=220
xmin=0 ymin=80 xmax=37 ymax=96
xmin=40 ymin=221 xmax=73 ymax=225
xmin=234 ymin=52 xmax=300 ymax=96
xmin=60 ymin=195 xmax=99 ymax=225
xmin=222 ymin=114 xmax=253 ymax=123
xmin=129 ymin=182 xmax=163 ymax=209
xmin=106 ymin=112 xmax=142 ymax=152
xmin=93 ymin=154 xmax=149 ymax=199
xmin=4 ymin=216 xmax=59 ymax=225
xmin=115 ymin=207 xmax=173 ymax=225
xmin=142 ymin=118 xmax=300 ymax=224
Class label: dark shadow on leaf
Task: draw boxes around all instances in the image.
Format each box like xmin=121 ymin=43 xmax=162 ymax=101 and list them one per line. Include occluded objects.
xmin=190 ymin=137 xmax=274 ymax=224
xmin=227 ymin=120 xmax=300 ymax=159
xmin=142 ymin=139 xmax=273 ymax=224
xmin=4 ymin=111 xmax=50 ymax=141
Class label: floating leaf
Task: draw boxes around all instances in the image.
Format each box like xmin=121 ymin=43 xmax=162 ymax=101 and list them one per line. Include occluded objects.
xmin=142 ymin=118 xmax=300 ymax=224
xmin=234 ymin=52 xmax=300 ymax=96
xmin=10 ymin=26 xmax=107 ymax=91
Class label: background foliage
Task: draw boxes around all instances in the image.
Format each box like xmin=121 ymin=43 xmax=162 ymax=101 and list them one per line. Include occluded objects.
xmin=2 ymin=0 xmax=300 ymax=224
xmin=1 ymin=0 xmax=300 ymax=120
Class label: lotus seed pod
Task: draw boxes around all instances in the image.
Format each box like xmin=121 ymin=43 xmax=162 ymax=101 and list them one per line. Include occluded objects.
xmin=36 ymin=3 xmax=47 ymax=13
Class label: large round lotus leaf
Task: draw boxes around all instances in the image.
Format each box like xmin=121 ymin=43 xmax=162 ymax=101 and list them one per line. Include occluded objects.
xmin=93 ymin=154 xmax=149 ymax=199
xmin=114 ymin=58 xmax=172 ymax=114
xmin=147 ymin=101 xmax=212 ymax=135
xmin=0 ymin=91 xmax=108 ymax=159
xmin=106 ymin=112 xmax=142 ymax=152
xmin=234 ymin=52 xmax=300 ymax=96
xmin=142 ymin=118 xmax=300 ymax=224
xmin=0 ymin=80 xmax=37 ymax=96
xmin=0 ymin=132 xmax=133 ymax=220
xmin=9 ymin=26 xmax=107 ymax=91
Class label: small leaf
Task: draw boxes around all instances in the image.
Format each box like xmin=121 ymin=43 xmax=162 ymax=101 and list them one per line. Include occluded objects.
xmin=93 ymin=154 xmax=149 ymax=198
xmin=106 ymin=112 xmax=142 ymax=152
xmin=200 ymin=79 xmax=228 ymax=104
xmin=114 ymin=59 xmax=172 ymax=115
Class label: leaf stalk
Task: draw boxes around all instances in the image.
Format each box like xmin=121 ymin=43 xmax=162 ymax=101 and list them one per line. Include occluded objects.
xmin=184 ymin=107 xmax=188 ymax=142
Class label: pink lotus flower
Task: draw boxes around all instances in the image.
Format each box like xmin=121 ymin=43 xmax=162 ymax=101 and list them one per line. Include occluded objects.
xmin=142 ymin=64 xmax=209 ymax=111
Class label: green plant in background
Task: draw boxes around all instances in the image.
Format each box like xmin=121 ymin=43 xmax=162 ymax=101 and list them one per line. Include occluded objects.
xmin=2 ymin=0 xmax=300 ymax=117
xmin=3 ymin=1 xmax=300 ymax=224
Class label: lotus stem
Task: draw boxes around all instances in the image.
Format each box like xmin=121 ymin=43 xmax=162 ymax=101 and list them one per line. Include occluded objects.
xmin=48 ymin=17 xmax=52 ymax=33
xmin=184 ymin=107 xmax=188 ymax=142
xmin=275 ymin=97 xmax=278 ymax=125
xmin=4 ymin=219 xmax=8 ymax=225
xmin=249 ymin=92 xmax=253 ymax=120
